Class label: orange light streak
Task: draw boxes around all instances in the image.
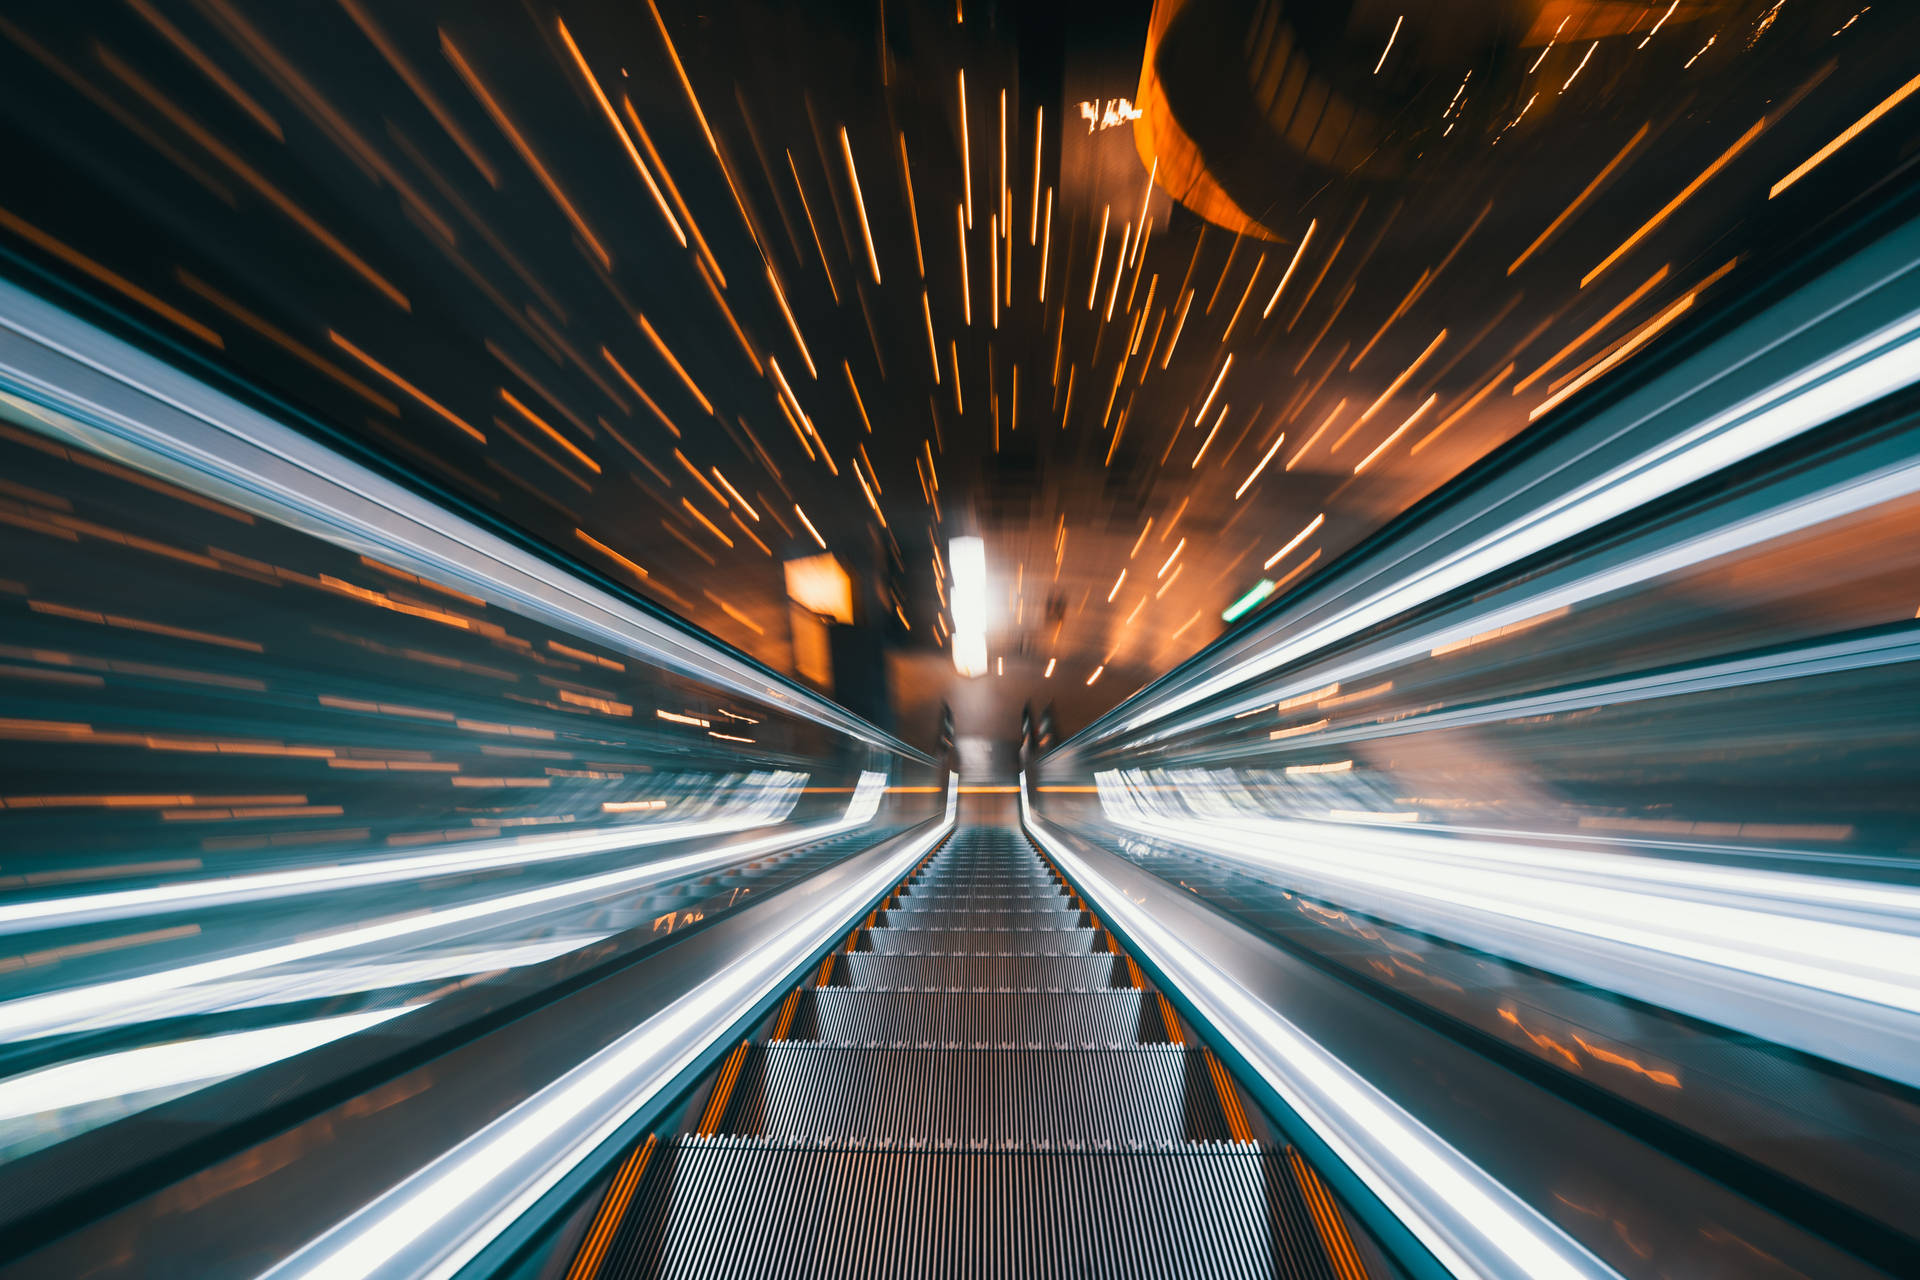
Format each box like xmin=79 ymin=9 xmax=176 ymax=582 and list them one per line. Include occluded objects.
xmin=555 ymin=19 xmax=683 ymax=247
xmin=764 ymin=267 xmax=818 ymax=378
xmin=177 ymin=272 xmax=388 ymax=409
xmin=997 ymin=87 xmax=1008 ymax=237
xmin=1264 ymin=513 xmax=1324 ymax=570
xmin=1235 ymin=428 xmax=1288 ymax=497
xmin=681 ymin=498 xmax=734 ymax=548
xmin=844 ymin=363 xmax=875 ymax=433
xmin=1560 ymin=41 xmax=1597 ymax=94
xmin=490 ymin=414 xmax=587 ymax=490
xmin=1039 ymin=187 xmax=1053 ymax=300
xmin=97 ymin=50 xmax=409 ymax=309
xmin=637 ymin=314 xmax=714 ymax=413
xmin=786 ymin=150 xmax=839 ymax=303
xmin=337 ymin=0 xmax=497 ymax=186
xmin=1131 ymin=156 xmax=1157 ymax=267
xmin=958 ymin=70 xmax=973 ymax=228
xmin=1772 ymin=69 xmax=1920 ymax=197
xmin=574 ymin=529 xmax=647 ymax=579
xmin=1354 ymin=393 xmax=1437 ymax=474
xmin=485 ymin=339 xmax=596 ymax=440
xmin=1515 ymin=266 xmax=1668 ymax=395
xmin=1349 ymin=329 xmax=1446 ymax=438
xmin=1509 ymin=122 xmax=1648 ymax=275
xmin=0 ymin=205 xmax=217 ymax=347
xmin=674 ymin=450 xmax=729 ymax=508
xmin=1158 ymin=538 xmax=1185 ymax=578
xmin=775 ymin=394 xmax=815 ymax=460
xmin=1194 ymin=354 xmax=1232 ymax=426
xmin=26 ymin=601 xmax=259 ymax=651
xmin=329 ymin=332 xmax=482 ymax=441
xmin=1412 ymin=364 xmax=1511 ymax=455
xmin=1030 ymin=107 xmax=1044 ymax=243
xmin=853 ymin=461 xmax=884 ymax=524
xmin=599 ymin=347 xmax=681 ymax=438
xmin=643 ymin=0 xmax=719 ymax=154
xmin=1159 ymin=496 xmax=1190 ymax=545
xmin=440 ymin=32 xmax=610 ymax=271
xmin=501 ymin=389 xmax=599 ymax=472
xmin=1087 ymin=205 xmax=1110 ymax=309
xmin=1286 ymin=399 xmax=1348 ymax=471
xmin=621 ymin=92 xmax=721 ymax=280
xmin=899 ymin=132 xmax=925 ymax=276
xmin=127 ymin=0 xmax=281 ymax=139
xmin=1348 ymin=267 xmax=1430 ymax=371
xmin=1583 ymin=118 xmax=1763 ymax=287
xmin=922 ymin=292 xmax=941 ymax=383
xmin=1532 ymin=293 xmax=1692 ymax=420
xmin=1190 ymin=408 xmax=1225 ymax=468
xmin=957 ymin=204 xmax=972 ymax=324
xmin=691 ymin=255 xmax=758 ymax=372
xmin=839 ymin=125 xmax=882 ymax=284
xmin=729 ymin=510 xmax=773 ymax=555
xmin=1220 ymin=253 xmax=1262 ymax=343
xmin=1571 ymin=1033 xmax=1682 ymax=1087
xmin=1272 ymin=548 xmax=1322 ymax=591
xmin=1262 ymin=220 xmax=1315 ymax=317
xmin=794 ymin=504 xmax=827 ymax=549
xmin=991 ymin=213 xmax=1001 ymax=327
xmin=1162 ymin=290 xmax=1192 ymax=367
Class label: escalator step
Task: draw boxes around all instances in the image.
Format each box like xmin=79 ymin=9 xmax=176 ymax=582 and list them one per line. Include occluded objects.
xmin=882 ymin=906 xmax=1088 ymax=927
xmin=600 ymin=1137 xmax=1342 ymax=1280
xmin=717 ymin=1044 xmax=1234 ymax=1145
xmin=834 ymin=953 xmax=1130 ymax=990
xmin=897 ymin=895 xmax=1069 ymax=910
xmin=790 ymin=989 xmax=1168 ymax=1045
xmin=864 ymin=928 xmax=1103 ymax=956
xmin=905 ymin=886 xmax=1062 ymax=900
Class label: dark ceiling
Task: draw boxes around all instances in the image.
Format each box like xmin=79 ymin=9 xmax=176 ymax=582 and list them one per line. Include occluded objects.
xmin=0 ymin=0 xmax=1913 ymax=747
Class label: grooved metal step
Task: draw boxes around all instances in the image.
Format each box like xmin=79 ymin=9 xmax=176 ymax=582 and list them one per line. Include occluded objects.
xmin=790 ymin=988 xmax=1169 ymax=1045
xmin=882 ymin=906 xmax=1089 ymax=927
xmin=833 ymin=953 xmax=1130 ymax=990
xmin=864 ymin=927 xmax=1104 ymax=956
xmin=717 ymin=1044 xmax=1234 ymax=1145
xmin=599 ymin=1137 xmax=1344 ymax=1280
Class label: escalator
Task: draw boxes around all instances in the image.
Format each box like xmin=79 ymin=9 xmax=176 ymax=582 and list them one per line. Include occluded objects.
xmin=559 ymin=805 xmax=1383 ymax=1280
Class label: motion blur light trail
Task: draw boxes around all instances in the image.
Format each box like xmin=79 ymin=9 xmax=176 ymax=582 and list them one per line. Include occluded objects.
xmin=0 ymin=305 xmax=943 ymax=1175
xmin=255 ymin=809 xmax=955 ymax=1280
xmin=1093 ymin=770 xmax=1920 ymax=1088
xmin=1025 ymin=795 xmax=1616 ymax=1280
xmin=1113 ymin=218 xmax=1920 ymax=737
xmin=0 ymin=775 xmax=890 ymax=1044
xmin=2 ymin=2 xmax=1920 ymax=1279
xmin=0 ymin=772 xmax=808 ymax=934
